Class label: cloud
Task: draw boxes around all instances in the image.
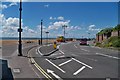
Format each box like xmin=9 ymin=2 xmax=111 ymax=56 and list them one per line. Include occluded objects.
xmin=49 ymin=16 xmax=64 ymax=20
xmin=44 ymin=4 xmax=49 ymax=8
xmin=9 ymin=2 xmax=18 ymax=7
xmin=48 ymin=20 xmax=70 ymax=30
xmin=0 ymin=2 xmax=18 ymax=10
xmin=67 ymin=26 xmax=81 ymax=31
xmin=1 ymin=14 xmax=37 ymax=37
xmin=0 ymin=4 xmax=8 ymax=10
xmin=2 ymin=0 xmax=28 ymax=2
xmin=57 ymin=16 xmax=64 ymax=20
xmin=49 ymin=16 xmax=56 ymax=20
xmin=88 ymin=24 xmax=101 ymax=31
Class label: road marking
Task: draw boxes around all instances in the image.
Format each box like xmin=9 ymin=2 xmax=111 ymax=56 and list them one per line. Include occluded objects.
xmin=59 ymin=50 xmax=65 ymax=54
xmin=81 ymin=49 xmax=90 ymax=52
xmin=47 ymin=69 xmax=63 ymax=80
xmin=46 ymin=59 xmax=66 ymax=73
xmin=56 ymin=55 xmax=65 ymax=58
xmin=37 ymin=47 xmax=43 ymax=55
xmin=72 ymin=58 xmax=93 ymax=69
xmin=33 ymin=58 xmax=53 ymax=80
xmin=96 ymin=53 xmax=120 ymax=60
xmin=58 ymin=59 xmax=72 ymax=66
xmin=36 ymin=49 xmax=39 ymax=54
xmin=73 ymin=66 xmax=86 ymax=75
xmin=57 ymin=45 xmax=60 ymax=49
xmin=72 ymin=54 xmax=97 ymax=62
xmin=74 ymin=45 xmax=77 ymax=48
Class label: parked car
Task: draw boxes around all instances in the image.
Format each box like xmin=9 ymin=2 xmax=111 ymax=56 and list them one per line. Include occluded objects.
xmin=80 ymin=38 xmax=87 ymax=45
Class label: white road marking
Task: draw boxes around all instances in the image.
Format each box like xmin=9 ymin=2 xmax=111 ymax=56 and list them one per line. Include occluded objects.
xmin=37 ymin=47 xmax=43 ymax=55
xmin=74 ymin=45 xmax=77 ymax=48
xmin=81 ymin=49 xmax=90 ymax=52
xmin=72 ymin=58 xmax=93 ymax=69
xmin=96 ymin=53 xmax=120 ymax=60
xmin=57 ymin=45 xmax=60 ymax=49
xmin=47 ymin=69 xmax=63 ymax=80
xmin=58 ymin=59 xmax=72 ymax=66
xmin=73 ymin=66 xmax=86 ymax=75
xmin=72 ymin=54 xmax=97 ymax=62
xmin=59 ymin=50 xmax=65 ymax=54
xmin=36 ymin=49 xmax=39 ymax=54
xmin=56 ymin=55 xmax=65 ymax=58
xmin=46 ymin=59 xmax=66 ymax=73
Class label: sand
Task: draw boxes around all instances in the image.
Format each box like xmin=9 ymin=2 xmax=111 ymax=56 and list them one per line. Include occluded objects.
xmin=1 ymin=39 xmax=56 ymax=45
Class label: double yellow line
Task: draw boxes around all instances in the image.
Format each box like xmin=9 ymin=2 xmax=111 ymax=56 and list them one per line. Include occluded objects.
xmin=31 ymin=58 xmax=53 ymax=80
xmin=28 ymin=49 xmax=53 ymax=80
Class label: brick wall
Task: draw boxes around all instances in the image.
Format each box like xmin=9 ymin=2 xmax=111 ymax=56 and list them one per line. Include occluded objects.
xmin=112 ymin=31 xmax=119 ymax=36
xmin=96 ymin=34 xmax=99 ymax=42
xmin=99 ymin=34 xmax=103 ymax=43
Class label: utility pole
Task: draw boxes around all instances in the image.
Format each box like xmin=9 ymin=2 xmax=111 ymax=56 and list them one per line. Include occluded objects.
xmin=62 ymin=25 xmax=67 ymax=42
xmin=41 ymin=19 xmax=43 ymax=45
xmin=18 ymin=0 xmax=23 ymax=56
xmin=45 ymin=31 xmax=49 ymax=45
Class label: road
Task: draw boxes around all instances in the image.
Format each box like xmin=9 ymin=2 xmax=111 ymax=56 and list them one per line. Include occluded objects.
xmin=29 ymin=41 xmax=120 ymax=80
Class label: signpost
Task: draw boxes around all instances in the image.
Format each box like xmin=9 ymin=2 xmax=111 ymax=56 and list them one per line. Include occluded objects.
xmin=45 ymin=31 xmax=49 ymax=45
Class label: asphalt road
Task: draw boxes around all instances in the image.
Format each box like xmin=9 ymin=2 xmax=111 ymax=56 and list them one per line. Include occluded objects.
xmin=30 ymin=41 xmax=120 ymax=80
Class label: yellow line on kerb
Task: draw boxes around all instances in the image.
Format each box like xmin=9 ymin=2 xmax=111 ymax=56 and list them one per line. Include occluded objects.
xmin=31 ymin=58 xmax=53 ymax=80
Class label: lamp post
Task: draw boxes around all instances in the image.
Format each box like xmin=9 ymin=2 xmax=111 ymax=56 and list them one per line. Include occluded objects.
xmin=18 ymin=0 xmax=23 ymax=56
xmin=62 ymin=25 xmax=67 ymax=42
xmin=45 ymin=31 xmax=49 ymax=45
xmin=41 ymin=19 xmax=43 ymax=45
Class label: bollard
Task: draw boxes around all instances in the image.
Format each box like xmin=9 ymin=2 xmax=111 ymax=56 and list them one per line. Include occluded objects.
xmin=53 ymin=42 xmax=57 ymax=49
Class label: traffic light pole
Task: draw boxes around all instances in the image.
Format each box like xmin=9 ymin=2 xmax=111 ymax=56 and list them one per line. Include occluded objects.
xmin=18 ymin=0 xmax=23 ymax=56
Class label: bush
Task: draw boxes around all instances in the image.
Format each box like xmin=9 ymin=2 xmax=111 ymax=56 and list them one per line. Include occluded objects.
xmin=112 ymin=39 xmax=120 ymax=47
xmin=95 ymin=42 xmax=102 ymax=47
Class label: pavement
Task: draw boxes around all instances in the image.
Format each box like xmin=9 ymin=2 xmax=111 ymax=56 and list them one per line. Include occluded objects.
xmin=28 ymin=41 xmax=120 ymax=80
xmin=1 ymin=43 xmax=42 ymax=79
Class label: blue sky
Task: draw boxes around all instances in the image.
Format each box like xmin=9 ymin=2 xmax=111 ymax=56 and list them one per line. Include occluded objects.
xmin=0 ymin=2 xmax=118 ymax=38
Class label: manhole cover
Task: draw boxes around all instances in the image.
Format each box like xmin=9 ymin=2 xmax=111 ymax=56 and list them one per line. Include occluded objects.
xmin=13 ymin=68 xmax=21 ymax=73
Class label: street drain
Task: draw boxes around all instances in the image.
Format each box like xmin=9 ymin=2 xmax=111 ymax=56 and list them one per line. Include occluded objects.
xmin=13 ymin=68 xmax=21 ymax=73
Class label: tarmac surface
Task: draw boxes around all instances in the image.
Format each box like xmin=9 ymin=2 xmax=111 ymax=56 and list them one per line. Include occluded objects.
xmin=29 ymin=41 xmax=120 ymax=80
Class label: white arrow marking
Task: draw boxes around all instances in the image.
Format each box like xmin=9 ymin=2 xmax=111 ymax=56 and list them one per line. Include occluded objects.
xmin=58 ymin=59 xmax=72 ymax=66
xmin=73 ymin=66 xmax=86 ymax=75
xmin=47 ymin=69 xmax=62 ymax=80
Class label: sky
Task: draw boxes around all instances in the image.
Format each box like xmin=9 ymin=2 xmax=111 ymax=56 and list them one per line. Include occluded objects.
xmin=0 ymin=1 xmax=119 ymax=38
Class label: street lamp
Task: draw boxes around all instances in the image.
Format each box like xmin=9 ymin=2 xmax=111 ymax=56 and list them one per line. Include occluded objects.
xmin=62 ymin=25 xmax=67 ymax=42
xmin=41 ymin=19 xmax=43 ymax=45
xmin=18 ymin=0 xmax=23 ymax=56
xmin=45 ymin=31 xmax=49 ymax=45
